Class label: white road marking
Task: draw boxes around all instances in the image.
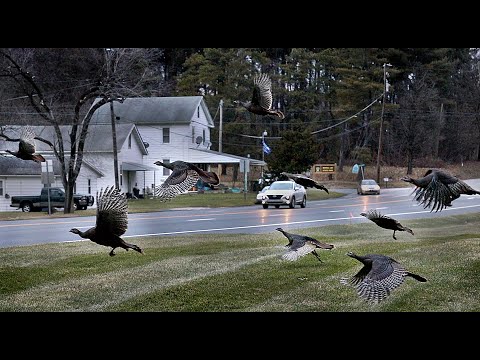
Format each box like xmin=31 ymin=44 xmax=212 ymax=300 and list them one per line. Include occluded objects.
xmin=187 ymin=218 xmax=215 ymax=222
xmin=122 ymin=203 xmax=480 ymax=238
xmin=375 ymin=207 xmax=388 ymax=210
xmin=329 ymin=210 xmax=345 ymax=213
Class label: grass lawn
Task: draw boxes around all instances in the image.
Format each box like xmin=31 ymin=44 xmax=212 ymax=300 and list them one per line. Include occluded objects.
xmin=0 ymin=188 xmax=344 ymax=221
xmin=1 ymin=212 xmax=479 ymax=312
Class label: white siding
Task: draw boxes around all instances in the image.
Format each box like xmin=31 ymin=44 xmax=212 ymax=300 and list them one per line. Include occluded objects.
xmin=137 ymin=124 xmax=191 ymax=191
xmin=190 ymin=105 xmax=212 ymax=149
xmin=137 ymin=103 xmax=214 ymax=190
xmin=73 ymin=164 xmax=101 ymax=202
xmin=0 ymin=176 xmax=62 ymax=212
xmin=84 ymin=153 xmax=116 ymax=195
xmin=120 ymin=131 xmax=145 ymax=163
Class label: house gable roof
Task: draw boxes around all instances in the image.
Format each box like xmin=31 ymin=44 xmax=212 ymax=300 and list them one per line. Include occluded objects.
xmin=90 ymin=96 xmax=214 ymax=127
xmin=0 ymin=156 xmax=105 ymax=177
xmin=0 ymin=124 xmax=147 ymax=154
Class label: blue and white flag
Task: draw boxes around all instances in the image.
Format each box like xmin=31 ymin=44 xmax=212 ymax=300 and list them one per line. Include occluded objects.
xmin=262 ymin=139 xmax=271 ymax=154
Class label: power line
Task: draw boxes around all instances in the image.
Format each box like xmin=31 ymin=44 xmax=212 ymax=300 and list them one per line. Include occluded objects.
xmin=310 ymin=93 xmax=383 ymax=135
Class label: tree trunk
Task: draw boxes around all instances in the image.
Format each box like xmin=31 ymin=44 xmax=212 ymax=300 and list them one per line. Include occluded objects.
xmin=407 ymin=150 xmax=414 ymax=175
xmin=65 ymin=177 xmax=76 ymax=213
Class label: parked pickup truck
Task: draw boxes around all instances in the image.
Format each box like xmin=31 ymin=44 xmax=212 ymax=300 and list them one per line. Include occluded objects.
xmin=10 ymin=187 xmax=95 ymax=212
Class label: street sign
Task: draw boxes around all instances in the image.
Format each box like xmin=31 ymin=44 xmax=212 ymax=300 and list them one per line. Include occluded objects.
xmin=352 ymin=164 xmax=359 ymax=174
xmin=313 ymin=164 xmax=336 ymax=173
xmin=239 ymin=159 xmax=250 ymax=173
xmin=41 ymin=160 xmax=54 ymax=184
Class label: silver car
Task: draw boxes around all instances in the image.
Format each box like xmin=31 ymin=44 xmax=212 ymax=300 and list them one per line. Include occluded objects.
xmin=260 ymin=181 xmax=307 ymax=209
xmin=357 ymin=179 xmax=381 ymax=195
xmin=255 ymin=186 xmax=270 ymax=204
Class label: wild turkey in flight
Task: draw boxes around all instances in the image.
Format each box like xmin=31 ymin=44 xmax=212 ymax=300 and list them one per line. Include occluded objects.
xmin=276 ymin=227 xmax=334 ymax=262
xmin=360 ymin=210 xmax=414 ymax=240
xmin=280 ymin=172 xmax=329 ymax=193
xmin=341 ymin=252 xmax=427 ymax=304
xmin=234 ymin=73 xmax=284 ymax=119
xmin=0 ymin=125 xmax=53 ymax=163
xmin=401 ymin=169 xmax=480 ymax=212
xmin=69 ymin=186 xmax=144 ymax=257
xmin=154 ymin=160 xmax=219 ymax=202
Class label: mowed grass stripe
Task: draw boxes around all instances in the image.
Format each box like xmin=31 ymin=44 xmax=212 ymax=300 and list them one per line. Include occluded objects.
xmin=0 ymin=235 xmax=275 ymax=295
xmin=0 ymin=213 xmax=479 ymax=311
xmin=0 ymin=246 xmax=281 ymax=311
xmin=105 ymin=242 xmax=428 ymax=312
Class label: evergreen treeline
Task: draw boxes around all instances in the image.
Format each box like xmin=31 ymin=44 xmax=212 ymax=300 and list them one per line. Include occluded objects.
xmin=2 ymin=48 xmax=480 ymax=175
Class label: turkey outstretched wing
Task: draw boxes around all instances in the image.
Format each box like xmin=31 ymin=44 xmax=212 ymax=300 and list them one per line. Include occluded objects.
xmin=154 ymin=168 xmax=199 ymax=202
xmin=341 ymin=264 xmax=371 ymax=287
xmin=293 ymin=175 xmax=315 ymax=187
xmin=355 ymin=260 xmax=406 ymax=303
xmin=303 ymin=235 xmax=334 ymax=249
xmin=252 ymin=73 xmax=273 ymax=110
xmin=186 ymin=163 xmax=219 ymax=185
xmin=95 ymin=186 xmax=128 ymax=236
xmin=282 ymin=240 xmax=316 ymax=261
xmin=413 ymin=171 xmax=453 ymax=212
xmin=19 ymin=126 xmax=37 ymax=155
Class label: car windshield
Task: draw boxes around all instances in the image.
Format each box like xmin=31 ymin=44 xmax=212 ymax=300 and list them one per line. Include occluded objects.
xmin=269 ymin=182 xmax=294 ymax=190
xmin=362 ymin=180 xmax=377 ymax=185
xmin=259 ymin=186 xmax=269 ymax=193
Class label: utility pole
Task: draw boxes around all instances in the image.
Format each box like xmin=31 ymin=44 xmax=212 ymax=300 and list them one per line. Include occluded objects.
xmin=376 ymin=63 xmax=391 ymax=184
xmin=261 ymin=130 xmax=267 ymax=181
xmin=106 ymin=48 xmax=120 ymax=189
xmin=111 ymin=101 xmax=120 ymax=189
xmin=219 ymin=99 xmax=223 ymax=153
xmin=218 ymin=99 xmax=223 ymax=181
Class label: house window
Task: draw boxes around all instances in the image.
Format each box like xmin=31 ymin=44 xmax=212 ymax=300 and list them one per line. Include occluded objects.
xmin=163 ymin=128 xmax=170 ymax=143
xmin=0 ymin=180 xmax=3 ymax=196
xmin=88 ymin=179 xmax=91 ymax=194
xmin=162 ymin=159 xmax=170 ymax=176
xmin=191 ymin=126 xmax=195 ymax=143
xmin=203 ymin=129 xmax=205 ymax=145
xmin=197 ymin=106 xmax=200 ymax=118
xmin=222 ymin=164 xmax=227 ymax=175
xmin=128 ymin=134 xmax=132 ymax=149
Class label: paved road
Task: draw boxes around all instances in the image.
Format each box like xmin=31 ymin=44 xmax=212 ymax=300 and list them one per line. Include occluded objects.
xmin=1 ymin=180 xmax=480 ymax=248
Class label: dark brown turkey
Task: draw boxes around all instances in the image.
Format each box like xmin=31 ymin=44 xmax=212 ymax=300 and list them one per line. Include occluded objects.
xmin=360 ymin=210 xmax=414 ymax=240
xmin=154 ymin=160 xmax=219 ymax=202
xmin=69 ymin=186 xmax=143 ymax=257
xmin=341 ymin=252 xmax=427 ymax=304
xmin=276 ymin=227 xmax=334 ymax=262
xmin=0 ymin=126 xmax=53 ymax=163
xmin=234 ymin=73 xmax=284 ymax=119
xmin=401 ymin=169 xmax=480 ymax=212
xmin=280 ymin=172 xmax=329 ymax=193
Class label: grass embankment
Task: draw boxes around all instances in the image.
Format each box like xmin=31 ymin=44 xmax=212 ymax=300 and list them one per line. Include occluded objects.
xmin=0 ymin=189 xmax=344 ymax=221
xmin=1 ymin=212 xmax=479 ymax=312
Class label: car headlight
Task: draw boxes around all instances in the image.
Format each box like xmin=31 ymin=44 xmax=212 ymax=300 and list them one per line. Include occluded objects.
xmin=261 ymin=195 xmax=268 ymax=200
xmin=283 ymin=195 xmax=290 ymax=200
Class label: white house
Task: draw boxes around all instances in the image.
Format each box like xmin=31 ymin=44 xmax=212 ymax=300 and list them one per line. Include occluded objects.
xmin=0 ymin=123 xmax=152 ymax=211
xmin=0 ymin=96 xmax=264 ymax=211
xmin=90 ymin=96 xmax=264 ymax=191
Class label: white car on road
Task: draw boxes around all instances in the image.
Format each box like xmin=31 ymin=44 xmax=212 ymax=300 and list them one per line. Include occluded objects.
xmin=259 ymin=181 xmax=307 ymax=209
xmin=255 ymin=186 xmax=270 ymax=204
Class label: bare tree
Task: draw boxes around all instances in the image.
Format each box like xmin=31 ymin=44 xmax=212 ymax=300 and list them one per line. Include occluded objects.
xmin=393 ymin=71 xmax=439 ymax=174
xmin=0 ymin=48 xmax=159 ymax=213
